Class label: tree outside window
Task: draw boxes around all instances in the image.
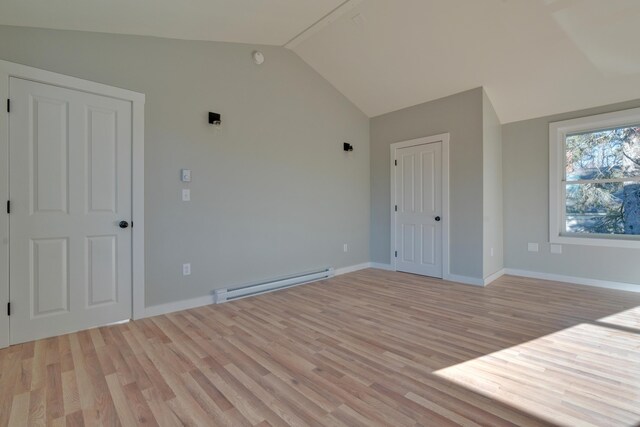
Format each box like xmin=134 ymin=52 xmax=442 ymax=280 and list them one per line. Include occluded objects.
xmin=564 ymin=125 xmax=640 ymax=235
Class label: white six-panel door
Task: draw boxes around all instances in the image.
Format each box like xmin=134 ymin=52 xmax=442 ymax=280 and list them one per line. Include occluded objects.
xmin=394 ymin=142 xmax=443 ymax=278
xmin=9 ymin=77 xmax=132 ymax=344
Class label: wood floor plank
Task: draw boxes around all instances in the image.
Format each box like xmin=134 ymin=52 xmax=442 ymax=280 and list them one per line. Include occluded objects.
xmin=68 ymin=334 xmax=96 ymax=411
xmin=105 ymin=374 xmax=139 ymax=426
xmin=65 ymin=410 xmax=85 ymax=427
xmin=2 ymin=269 xmax=640 ymax=426
xmin=61 ymin=370 xmax=81 ymax=416
xmin=0 ymin=351 xmax=23 ymax=426
xmin=140 ymin=388 xmax=182 ymax=427
xmin=27 ymin=387 xmax=46 ymax=427
xmin=7 ymin=392 xmax=30 ymax=427
xmin=45 ymin=362 xmax=64 ymax=421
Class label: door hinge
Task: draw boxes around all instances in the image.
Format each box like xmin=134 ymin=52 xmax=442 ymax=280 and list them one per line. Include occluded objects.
xmin=394 ymin=160 xmax=397 ymax=166
xmin=395 ymin=205 xmax=397 ymax=212
xmin=6 ymin=200 xmax=9 ymax=214
xmin=7 ymin=302 xmax=10 ymax=316
xmin=6 ymin=99 xmax=10 ymax=113
xmin=395 ymin=251 xmax=398 ymax=258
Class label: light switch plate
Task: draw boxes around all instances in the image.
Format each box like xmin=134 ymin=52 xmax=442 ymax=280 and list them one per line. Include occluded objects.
xmin=181 ymin=169 xmax=191 ymax=182
xmin=182 ymin=189 xmax=191 ymax=201
xmin=182 ymin=263 xmax=191 ymax=276
xmin=528 ymin=243 xmax=539 ymax=252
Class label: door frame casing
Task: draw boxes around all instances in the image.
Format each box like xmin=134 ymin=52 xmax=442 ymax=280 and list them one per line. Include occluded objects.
xmin=0 ymin=60 xmax=146 ymax=348
xmin=390 ymin=133 xmax=451 ymax=279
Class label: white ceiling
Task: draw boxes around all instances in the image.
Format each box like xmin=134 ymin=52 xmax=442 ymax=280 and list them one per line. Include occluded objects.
xmin=2 ymin=0 xmax=640 ymax=123
xmin=292 ymin=0 xmax=640 ymax=123
xmin=0 ymin=0 xmax=346 ymax=46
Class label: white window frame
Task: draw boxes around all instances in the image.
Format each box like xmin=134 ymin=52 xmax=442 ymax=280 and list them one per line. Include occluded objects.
xmin=549 ymin=107 xmax=640 ymax=249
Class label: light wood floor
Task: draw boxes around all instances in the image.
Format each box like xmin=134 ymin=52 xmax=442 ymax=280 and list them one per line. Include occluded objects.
xmin=1 ymin=269 xmax=640 ymax=427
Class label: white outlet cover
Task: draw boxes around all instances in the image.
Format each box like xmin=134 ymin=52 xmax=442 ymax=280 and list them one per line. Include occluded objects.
xmin=182 ymin=263 xmax=191 ymax=276
xmin=181 ymin=169 xmax=191 ymax=182
xmin=182 ymin=189 xmax=191 ymax=201
xmin=528 ymin=243 xmax=539 ymax=252
xmin=550 ymin=244 xmax=563 ymax=254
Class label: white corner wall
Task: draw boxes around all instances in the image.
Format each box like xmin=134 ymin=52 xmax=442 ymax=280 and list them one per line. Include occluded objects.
xmin=482 ymin=91 xmax=504 ymax=279
xmin=370 ymin=88 xmax=485 ymax=280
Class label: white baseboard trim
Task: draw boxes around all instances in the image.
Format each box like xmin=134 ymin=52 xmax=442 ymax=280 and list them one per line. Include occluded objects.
xmin=334 ymin=263 xmax=371 ymax=276
xmin=443 ymin=274 xmax=485 ymax=287
xmin=504 ymin=268 xmax=640 ymax=293
xmin=369 ymin=262 xmax=394 ymax=271
xmin=484 ymin=269 xmax=505 ymax=286
xmin=144 ymin=294 xmax=215 ymax=318
xmin=143 ymin=265 xmax=640 ymax=319
xmin=148 ymin=263 xmax=619 ymax=318
xmin=144 ymin=262 xmax=374 ymax=318
xmin=366 ymin=264 xmax=637 ymax=293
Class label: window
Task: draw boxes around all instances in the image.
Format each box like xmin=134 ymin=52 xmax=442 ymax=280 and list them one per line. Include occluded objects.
xmin=550 ymin=108 xmax=640 ymax=248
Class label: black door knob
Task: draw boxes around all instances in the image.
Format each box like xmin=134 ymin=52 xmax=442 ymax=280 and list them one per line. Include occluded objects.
xmin=119 ymin=221 xmax=129 ymax=229
xmin=435 ymin=216 xmax=441 ymax=222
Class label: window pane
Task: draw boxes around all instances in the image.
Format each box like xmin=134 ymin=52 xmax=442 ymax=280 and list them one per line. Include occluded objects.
xmin=566 ymin=182 xmax=640 ymax=235
xmin=566 ymin=125 xmax=640 ymax=180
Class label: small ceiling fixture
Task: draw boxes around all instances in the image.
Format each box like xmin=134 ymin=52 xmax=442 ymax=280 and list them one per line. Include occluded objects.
xmin=252 ymin=51 xmax=265 ymax=65
xmin=351 ymin=13 xmax=366 ymax=26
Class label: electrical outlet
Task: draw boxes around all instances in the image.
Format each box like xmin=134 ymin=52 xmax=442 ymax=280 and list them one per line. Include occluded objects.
xmin=528 ymin=243 xmax=539 ymax=252
xmin=343 ymin=243 xmax=348 ymax=252
xmin=182 ymin=189 xmax=191 ymax=201
xmin=182 ymin=263 xmax=191 ymax=276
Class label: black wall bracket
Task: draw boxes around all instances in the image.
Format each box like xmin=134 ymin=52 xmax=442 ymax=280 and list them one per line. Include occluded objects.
xmin=208 ymin=112 xmax=221 ymax=126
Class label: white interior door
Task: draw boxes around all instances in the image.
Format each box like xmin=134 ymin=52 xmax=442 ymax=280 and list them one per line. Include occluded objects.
xmin=9 ymin=77 xmax=132 ymax=344
xmin=394 ymin=142 xmax=443 ymax=278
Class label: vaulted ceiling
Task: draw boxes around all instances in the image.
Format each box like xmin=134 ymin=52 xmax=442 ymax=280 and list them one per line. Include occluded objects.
xmin=292 ymin=0 xmax=640 ymax=123
xmin=0 ymin=0 xmax=346 ymax=46
xmin=2 ymin=0 xmax=640 ymax=123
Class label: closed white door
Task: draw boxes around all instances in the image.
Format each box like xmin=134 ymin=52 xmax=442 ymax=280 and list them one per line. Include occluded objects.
xmin=394 ymin=142 xmax=443 ymax=278
xmin=9 ymin=77 xmax=132 ymax=344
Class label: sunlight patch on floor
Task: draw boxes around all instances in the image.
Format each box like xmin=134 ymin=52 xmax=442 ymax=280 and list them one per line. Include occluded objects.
xmin=598 ymin=306 xmax=640 ymax=332
xmin=433 ymin=321 xmax=640 ymax=427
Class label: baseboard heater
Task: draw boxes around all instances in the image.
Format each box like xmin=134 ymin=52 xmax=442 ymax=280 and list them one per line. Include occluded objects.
xmin=213 ymin=268 xmax=334 ymax=304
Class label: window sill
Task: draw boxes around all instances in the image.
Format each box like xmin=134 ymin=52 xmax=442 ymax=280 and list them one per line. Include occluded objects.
xmin=551 ymin=234 xmax=640 ymax=249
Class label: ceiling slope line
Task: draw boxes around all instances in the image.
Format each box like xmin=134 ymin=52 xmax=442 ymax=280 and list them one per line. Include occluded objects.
xmin=284 ymin=0 xmax=363 ymax=49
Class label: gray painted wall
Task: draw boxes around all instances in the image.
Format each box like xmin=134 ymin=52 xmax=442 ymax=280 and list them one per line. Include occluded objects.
xmin=503 ymin=100 xmax=640 ymax=285
xmin=0 ymin=25 xmax=370 ymax=307
xmin=482 ymin=91 xmax=504 ymax=278
xmin=370 ymin=88 xmax=484 ymax=279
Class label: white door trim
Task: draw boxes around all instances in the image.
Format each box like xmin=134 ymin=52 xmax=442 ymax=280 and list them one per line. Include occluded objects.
xmin=390 ymin=133 xmax=451 ymax=280
xmin=0 ymin=60 xmax=145 ymax=348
